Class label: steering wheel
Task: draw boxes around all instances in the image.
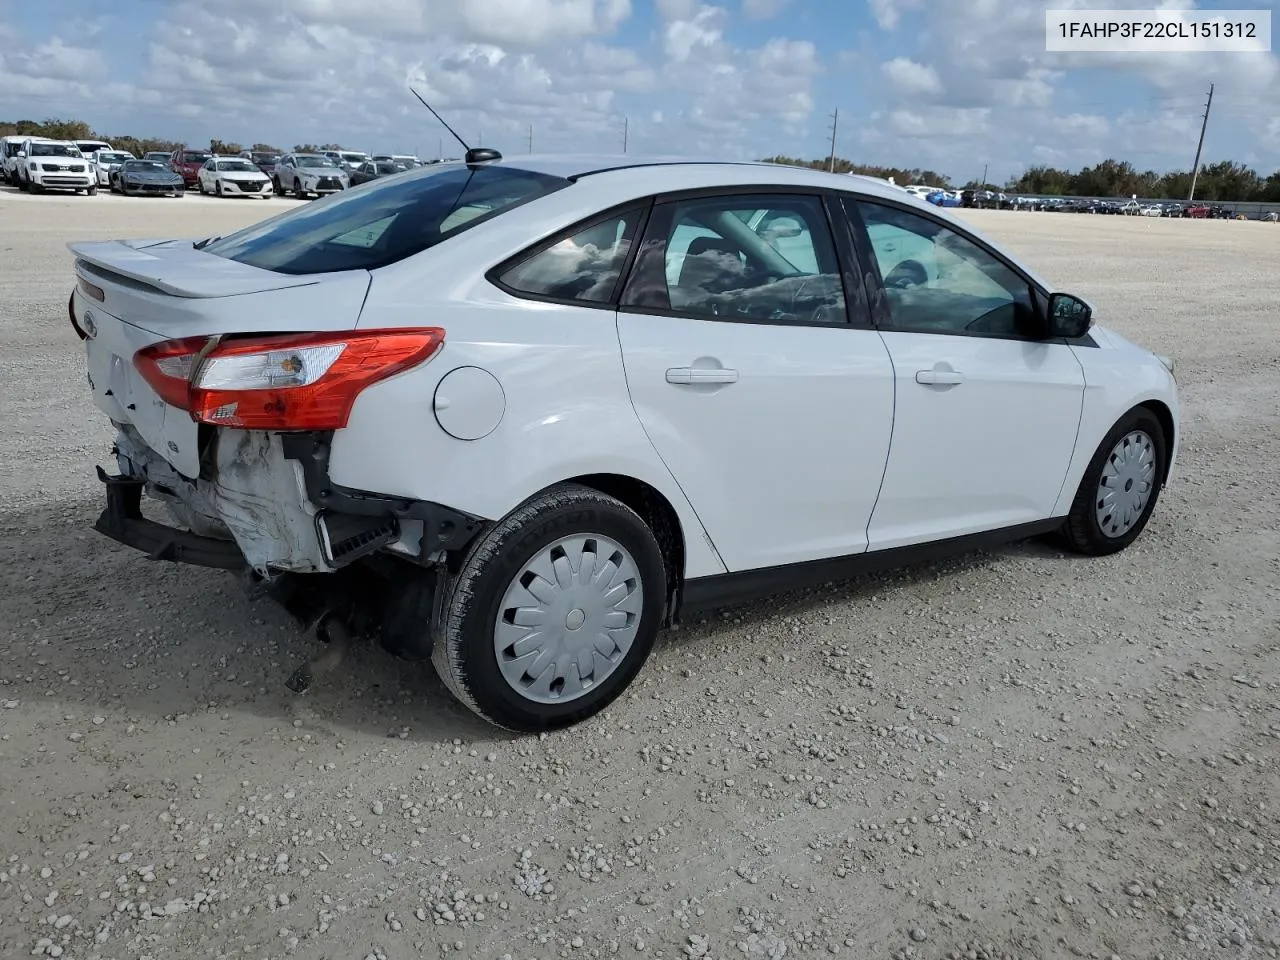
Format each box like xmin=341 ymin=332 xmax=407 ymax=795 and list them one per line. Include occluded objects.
xmin=883 ymin=259 xmax=927 ymax=290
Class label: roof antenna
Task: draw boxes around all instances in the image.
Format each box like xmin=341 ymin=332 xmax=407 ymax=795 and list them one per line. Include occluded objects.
xmin=409 ymin=86 xmax=502 ymax=165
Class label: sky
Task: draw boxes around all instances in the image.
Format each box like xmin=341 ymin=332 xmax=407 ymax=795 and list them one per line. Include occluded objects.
xmin=1 ymin=0 xmax=1277 ymax=184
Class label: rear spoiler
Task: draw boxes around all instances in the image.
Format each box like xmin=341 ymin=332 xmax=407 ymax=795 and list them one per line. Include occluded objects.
xmin=68 ymin=239 xmax=321 ymax=299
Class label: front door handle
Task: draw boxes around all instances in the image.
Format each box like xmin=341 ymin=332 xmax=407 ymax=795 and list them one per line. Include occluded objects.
xmin=666 ymin=367 xmax=739 ymax=385
xmin=915 ymin=369 xmax=964 ymax=385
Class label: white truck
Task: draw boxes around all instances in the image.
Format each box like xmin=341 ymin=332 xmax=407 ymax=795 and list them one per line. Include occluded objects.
xmin=15 ymin=138 xmax=97 ymax=194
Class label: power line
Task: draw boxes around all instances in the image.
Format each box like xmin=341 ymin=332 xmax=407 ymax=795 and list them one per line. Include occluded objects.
xmin=1187 ymin=82 xmax=1214 ymax=202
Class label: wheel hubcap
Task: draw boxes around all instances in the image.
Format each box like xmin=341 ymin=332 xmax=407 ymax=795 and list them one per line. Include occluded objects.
xmin=1095 ymin=429 xmax=1156 ymax=538
xmin=494 ymin=534 xmax=643 ymax=705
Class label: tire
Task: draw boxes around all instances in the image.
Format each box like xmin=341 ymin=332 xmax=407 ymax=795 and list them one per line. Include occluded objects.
xmin=1060 ymin=407 xmax=1167 ymax=556
xmin=215 ymin=180 xmax=223 ymax=197
xmin=294 ymin=179 xmax=306 ymax=199
xmin=87 ymin=185 xmax=97 ymax=196
xmin=272 ymin=176 xmax=282 ymax=195
xmin=431 ymin=483 xmax=667 ymax=732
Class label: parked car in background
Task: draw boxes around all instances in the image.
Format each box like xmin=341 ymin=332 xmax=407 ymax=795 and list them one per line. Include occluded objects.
xmin=390 ymin=154 xmax=421 ymax=169
xmin=3 ymin=134 xmax=53 ymax=185
xmin=113 ymin=159 xmax=185 ymax=197
xmin=349 ymin=159 xmax=404 ymax=186
xmin=170 ymin=147 xmax=213 ymax=189
xmin=323 ymin=150 xmax=370 ymax=172
xmin=239 ymin=150 xmax=281 ymax=175
xmin=69 ymin=153 xmax=1179 ymax=731
xmin=17 ymin=139 xmax=95 ymax=194
xmin=961 ymin=188 xmax=998 ymax=209
xmin=143 ymin=151 xmax=172 ymax=163
xmin=926 ymin=188 xmax=961 ymax=207
xmin=272 ymin=153 xmax=349 ymax=197
xmin=75 ymin=139 xmax=113 ymax=163
xmin=93 ymin=150 xmax=136 ymax=187
xmin=197 ymin=156 xmax=273 ymax=197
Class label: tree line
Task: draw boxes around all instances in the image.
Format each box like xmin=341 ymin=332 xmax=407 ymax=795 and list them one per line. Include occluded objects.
xmin=763 ymin=154 xmax=1280 ymax=202
xmin=0 ymin=118 xmax=351 ymax=159
xmin=4 ymin=119 xmax=1277 ymax=202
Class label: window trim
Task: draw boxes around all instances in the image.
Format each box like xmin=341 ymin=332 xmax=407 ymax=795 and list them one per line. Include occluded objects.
xmin=839 ymin=192 xmax=1098 ymax=347
xmin=483 ymin=199 xmax=655 ymax=312
xmin=615 ymin=184 xmax=873 ymax=330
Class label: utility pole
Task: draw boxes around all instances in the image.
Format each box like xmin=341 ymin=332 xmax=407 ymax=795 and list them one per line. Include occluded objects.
xmin=1188 ymin=82 xmax=1214 ymax=201
xmin=827 ymin=108 xmax=839 ymax=172
xmin=528 ymin=125 xmax=533 ymax=154
xmin=980 ymin=163 xmax=988 ymax=189
xmin=622 ymin=116 xmax=628 ymax=154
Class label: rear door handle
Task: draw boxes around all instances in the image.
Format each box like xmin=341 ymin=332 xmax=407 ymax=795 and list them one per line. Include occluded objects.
xmin=666 ymin=367 xmax=739 ymax=384
xmin=915 ymin=369 xmax=964 ymax=385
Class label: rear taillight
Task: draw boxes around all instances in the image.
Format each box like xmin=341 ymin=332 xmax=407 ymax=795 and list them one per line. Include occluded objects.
xmin=132 ymin=328 xmax=444 ymax=431
xmin=133 ymin=336 xmax=208 ymax=409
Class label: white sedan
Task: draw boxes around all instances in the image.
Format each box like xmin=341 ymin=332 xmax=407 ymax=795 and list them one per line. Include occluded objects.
xmin=196 ymin=156 xmax=272 ymax=198
xmin=67 ymin=152 xmax=1179 ymax=732
xmin=93 ymin=150 xmax=135 ymax=187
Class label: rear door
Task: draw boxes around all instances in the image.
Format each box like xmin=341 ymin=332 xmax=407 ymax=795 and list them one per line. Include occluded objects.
xmin=614 ymin=190 xmax=896 ymax=573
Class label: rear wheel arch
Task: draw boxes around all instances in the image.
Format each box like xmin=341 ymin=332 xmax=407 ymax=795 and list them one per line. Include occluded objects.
xmin=560 ymin=473 xmax=686 ymax=625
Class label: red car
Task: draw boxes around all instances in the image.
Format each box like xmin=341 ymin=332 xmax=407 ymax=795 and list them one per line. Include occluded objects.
xmin=1184 ymin=204 xmax=1211 ymax=219
xmin=169 ymin=147 xmax=212 ymax=189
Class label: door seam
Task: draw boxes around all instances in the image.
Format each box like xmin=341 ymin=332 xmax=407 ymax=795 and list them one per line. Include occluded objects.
xmin=862 ymin=329 xmax=898 ymax=553
xmin=612 ymin=311 xmax=730 ymax=575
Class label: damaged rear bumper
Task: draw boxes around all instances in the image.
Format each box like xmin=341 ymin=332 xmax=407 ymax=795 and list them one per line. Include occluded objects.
xmin=91 ymin=426 xmax=487 ymax=577
xmin=94 ymin=465 xmax=246 ymax=569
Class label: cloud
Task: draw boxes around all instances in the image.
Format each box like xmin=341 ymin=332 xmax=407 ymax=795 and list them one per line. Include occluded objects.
xmin=880 ymin=57 xmax=942 ymax=96
xmin=0 ymin=0 xmax=1276 ymax=185
xmin=741 ymin=0 xmax=790 ymax=18
xmin=858 ymin=0 xmax=1280 ymax=178
xmin=0 ymin=3 xmax=824 ymax=163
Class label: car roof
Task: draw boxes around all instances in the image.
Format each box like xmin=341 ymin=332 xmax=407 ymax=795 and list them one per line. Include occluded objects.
xmin=460 ymin=153 xmax=920 ymax=205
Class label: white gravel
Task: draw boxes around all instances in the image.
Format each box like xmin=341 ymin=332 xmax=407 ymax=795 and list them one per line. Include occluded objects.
xmin=1 ymin=184 xmax=1278 ymax=960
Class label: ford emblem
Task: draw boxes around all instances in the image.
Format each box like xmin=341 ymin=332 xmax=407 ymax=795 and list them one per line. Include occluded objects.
xmin=82 ymin=310 xmax=97 ymax=339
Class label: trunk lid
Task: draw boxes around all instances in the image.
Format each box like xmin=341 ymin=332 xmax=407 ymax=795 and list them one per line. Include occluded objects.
xmin=72 ymin=239 xmax=373 ymax=478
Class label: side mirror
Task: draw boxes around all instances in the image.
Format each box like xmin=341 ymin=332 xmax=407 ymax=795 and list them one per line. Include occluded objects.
xmin=16 ymin=151 xmax=25 ymax=159
xmin=1047 ymin=292 xmax=1093 ymax=339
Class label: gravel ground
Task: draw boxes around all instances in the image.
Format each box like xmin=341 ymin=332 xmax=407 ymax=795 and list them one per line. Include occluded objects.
xmin=1 ymin=184 xmax=1277 ymax=960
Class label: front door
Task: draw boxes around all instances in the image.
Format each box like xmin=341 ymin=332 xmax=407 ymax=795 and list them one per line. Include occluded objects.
xmin=848 ymin=197 xmax=1086 ymax=550
xmin=615 ymin=191 xmax=896 ymax=573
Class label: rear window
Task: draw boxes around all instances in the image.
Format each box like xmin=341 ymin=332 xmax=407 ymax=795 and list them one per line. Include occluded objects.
xmin=202 ymin=163 xmax=569 ymax=275
xmin=183 ymin=152 xmax=210 ymax=163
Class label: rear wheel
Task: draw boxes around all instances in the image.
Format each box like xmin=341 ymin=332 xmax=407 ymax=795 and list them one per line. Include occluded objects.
xmin=431 ymin=483 xmax=666 ymax=732
xmin=1061 ymin=407 xmax=1167 ymax=556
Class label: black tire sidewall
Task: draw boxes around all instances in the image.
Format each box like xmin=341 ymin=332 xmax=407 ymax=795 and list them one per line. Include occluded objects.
xmin=446 ymin=497 xmax=667 ymax=732
xmin=1071 ymin=408 xmax=1167 ymax=551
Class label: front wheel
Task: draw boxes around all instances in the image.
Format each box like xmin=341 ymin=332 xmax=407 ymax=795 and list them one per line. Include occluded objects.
xmin=1061 ymin=407 xmax=1167 ymax=556
xmin=431 ymin=483 xmax=667 ymax=732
